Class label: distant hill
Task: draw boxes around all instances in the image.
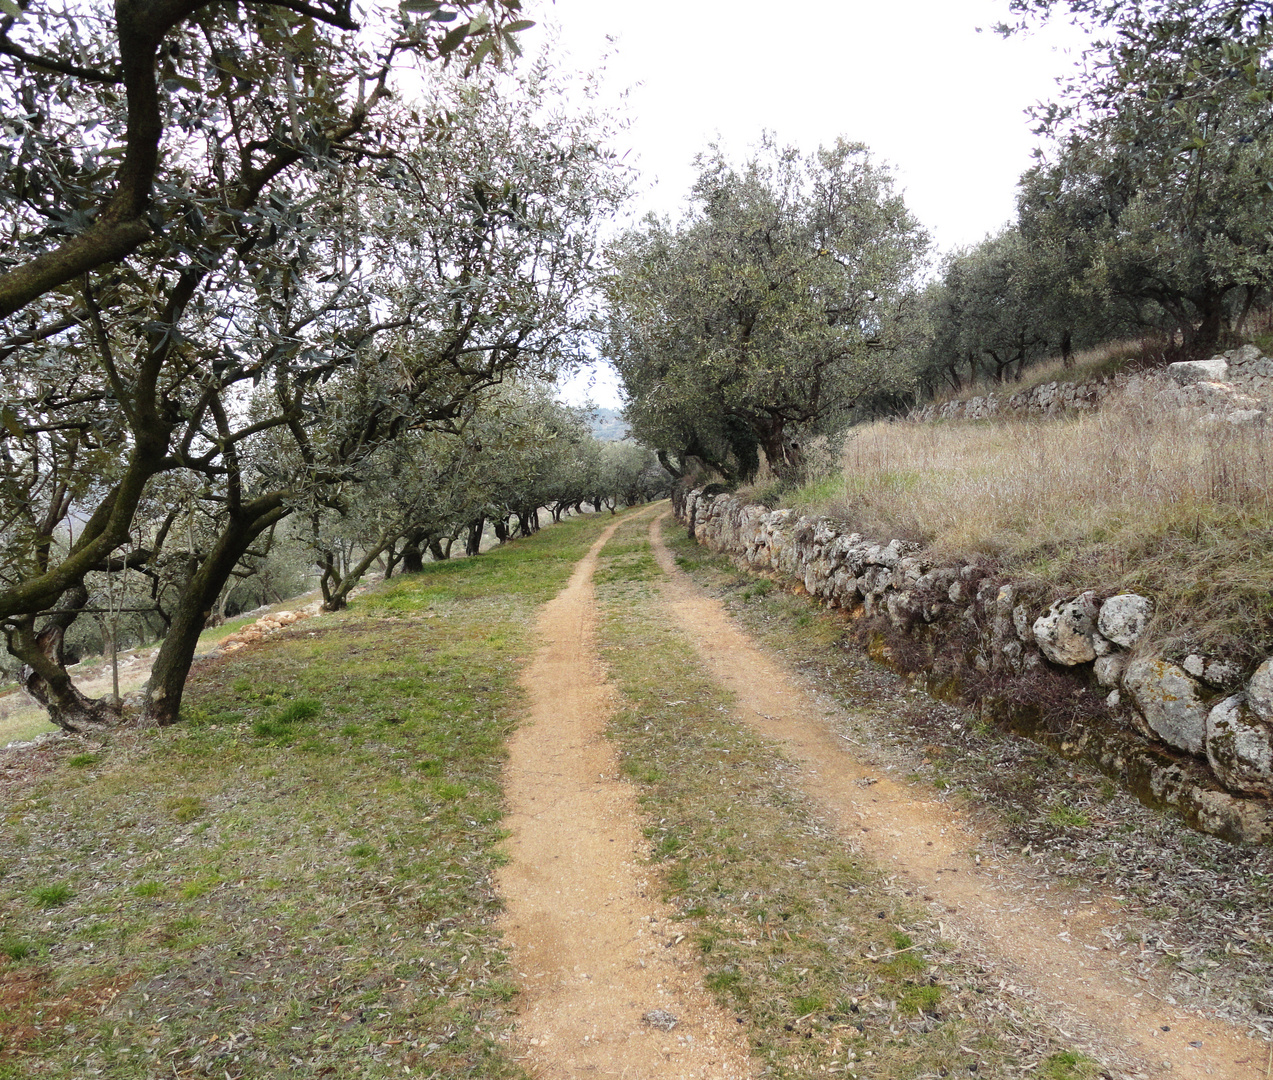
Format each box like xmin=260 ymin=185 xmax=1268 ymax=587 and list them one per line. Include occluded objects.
xmin=590 ymin=407 xmax=630 ymax=442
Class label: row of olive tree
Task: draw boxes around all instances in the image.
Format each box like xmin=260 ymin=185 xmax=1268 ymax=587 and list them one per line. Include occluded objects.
xmin=910 ymin=0 xmax=1273 ymax=398
xmin=0 ymin=1 xmax=632 ymax=730
xmin=303 ymin=384 xmax=667 ymax=611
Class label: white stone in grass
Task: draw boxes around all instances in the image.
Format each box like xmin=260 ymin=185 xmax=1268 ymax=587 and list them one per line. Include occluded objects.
xmin=1097 ymin=594 xmax=1153 ymax=649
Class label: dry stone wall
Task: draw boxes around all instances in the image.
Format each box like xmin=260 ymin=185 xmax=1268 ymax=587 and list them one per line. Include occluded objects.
xmin=681 ymin=489 xmax=1273 ymax=845
xmin=910 ymin=344 xmax=1273 ymax=424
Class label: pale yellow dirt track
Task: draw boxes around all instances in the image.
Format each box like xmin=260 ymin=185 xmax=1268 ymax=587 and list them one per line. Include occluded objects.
xmin=647 ymin=510 xmax=1266 ymax=1080
xmin=496 ymin=508 xmax=1268 ymax=1080
xmin=497 ymin=513 xmax=756 ymax=1080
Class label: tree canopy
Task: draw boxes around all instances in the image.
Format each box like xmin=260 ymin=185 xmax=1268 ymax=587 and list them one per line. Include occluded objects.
xmin=0 ymin=2 xmax=631 ymax=729
xmin=602 ymin=137 xmax=927 ymax=481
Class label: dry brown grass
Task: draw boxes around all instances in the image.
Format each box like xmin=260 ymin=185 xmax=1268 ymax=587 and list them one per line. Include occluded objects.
xmin=930 ymin=339 xmax=1145 ymax=407
xmin=821 ymin=384 xmax=1273 ymax=661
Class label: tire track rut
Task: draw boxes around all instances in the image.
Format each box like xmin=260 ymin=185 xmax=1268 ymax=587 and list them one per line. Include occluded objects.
xmin=498 ymin=515 xmax=754 ymax=1080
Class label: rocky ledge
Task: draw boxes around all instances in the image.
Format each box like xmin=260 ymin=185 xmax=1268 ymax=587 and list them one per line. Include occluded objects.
xmin=681 ymin=489 xmax=1273 ymax=845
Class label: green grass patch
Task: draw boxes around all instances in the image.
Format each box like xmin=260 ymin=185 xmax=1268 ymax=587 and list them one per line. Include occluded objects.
xmin=0 ymin=938 xmax=36 ymax=961
xmin=0 ymin=510 xmax=621 ymax=1078
xmin=165 ymin=795 xmax=205 ymax=823
xmin=1045 ymin=804 xmax=1092 ymax=828
xmin=66 ymin=752 xmax=102 ymax=768
xmin=30 ymin=883 xmax=72 ymax=909
xmin=1040 ymin=1049 xmax=1102 ymax=1080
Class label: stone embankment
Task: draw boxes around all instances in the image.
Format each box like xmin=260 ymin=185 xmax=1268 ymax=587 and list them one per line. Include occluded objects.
xmin=910 ymin=344 xmax=1273 ymax=423
xmin=212 ymin=605 xmax=318 ymax=654
xmin=680 ymin=489 xmax=1273 ymax=845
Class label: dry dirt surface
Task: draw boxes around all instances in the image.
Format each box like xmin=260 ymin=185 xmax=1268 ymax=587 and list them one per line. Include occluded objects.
xmin=646 ymin=511 xmax=1269 ymax=1080
xmin=497 ymin=515 xmax=756 ymax=1080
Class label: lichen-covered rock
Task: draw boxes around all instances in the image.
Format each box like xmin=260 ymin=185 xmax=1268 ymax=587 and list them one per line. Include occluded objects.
xmin=1204 ymin=659 xmax=1243 ymax=690
xmin=858 ymin=565 xmax=891 ymax=598
xmin=1012 ymin=604 xmax=1033 ymax=643
xmin=1123 ymin=658 xmax=1209 ymax=755
xmin=1095 ymin=654 xmax=1126 ymax=689
xmin=892 ymin=555 xmax=925 ymax=591
xmin=1033 ymin=592 xmax=1099 ymax=665
xmin=886 ymin=590 xmax=920 ymax=630
xmin=1246 ymin=658 xmax=1273 ymax=720
xmin=1091 ymin=632 xmax=1116 ymax=656
xmin=1097 ymin=593 xmax=1152 ymax=648
xmin=991 ymin=585 xmax=1016 ymax=673
xmin=1206 ymin=695 xmax=1273 ymax=797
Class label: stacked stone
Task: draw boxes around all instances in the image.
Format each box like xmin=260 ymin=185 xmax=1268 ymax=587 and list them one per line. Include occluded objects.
xmin=684 ymin=488 xmax=1273 ymax=805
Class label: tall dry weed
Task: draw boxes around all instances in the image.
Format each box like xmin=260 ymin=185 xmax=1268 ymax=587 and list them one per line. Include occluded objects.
xmin=831 ymin=381 xmax=1273 ymax=659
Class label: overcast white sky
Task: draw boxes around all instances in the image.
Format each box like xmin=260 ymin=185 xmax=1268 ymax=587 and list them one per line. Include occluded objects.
xmin=534 ymin=0 xmax=1090 ymax=408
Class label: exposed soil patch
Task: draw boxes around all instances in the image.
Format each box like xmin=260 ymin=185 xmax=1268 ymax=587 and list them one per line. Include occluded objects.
xmin=498 ymin=514 xmax=755 ymax=1079
xmin=649 ymin=512 xmax=1270 ymax=1080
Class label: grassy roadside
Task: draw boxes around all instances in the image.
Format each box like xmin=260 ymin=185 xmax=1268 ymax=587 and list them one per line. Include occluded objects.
xmin=0 ymin=511 xmax=617 ymax=1079
xmin=592 ymin=513 xmax=1100 ymax=1080
xmin=663 ymin=525 xmax=1273 ymax=1038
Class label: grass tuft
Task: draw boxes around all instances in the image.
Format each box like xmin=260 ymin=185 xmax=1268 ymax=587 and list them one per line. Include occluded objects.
xmin=66 ymin=752 xmax=102 ymax=768
xmin=30 ymin=883 xmax=72 ymax=909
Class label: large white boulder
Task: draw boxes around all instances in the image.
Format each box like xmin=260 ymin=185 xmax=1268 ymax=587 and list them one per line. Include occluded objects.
xmin=1123 ymin=658 xmax=1208 ymax=755
xmin=1097 ymin=593 xmax=1152 ymax=648
xmin=1033 ymin=592 xmax=1099 ymax=665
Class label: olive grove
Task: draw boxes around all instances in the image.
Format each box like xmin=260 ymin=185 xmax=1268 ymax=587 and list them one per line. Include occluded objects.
xmin=0 ymin=0 xmax=632 ymax=729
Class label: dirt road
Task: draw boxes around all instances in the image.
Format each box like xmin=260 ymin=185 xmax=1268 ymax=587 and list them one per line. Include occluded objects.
xmin=497 ymin=516 xmax=754 ymax=1080
xmin=646 ymin=511 xmax=1264 ymax=1080
xmin=498 ymin=509 xmax=1268 ymax=1080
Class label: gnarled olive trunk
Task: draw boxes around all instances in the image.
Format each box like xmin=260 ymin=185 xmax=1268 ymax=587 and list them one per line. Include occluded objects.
xmin=145 ymin=502 xmax=289 ymax=725
xmin=400 ymin=540 xmax=425 ymax=574
xmin=465 ymin=517 xmax=484 ymax=556
xmin=6 ymin=585 xmax=121 ymax=731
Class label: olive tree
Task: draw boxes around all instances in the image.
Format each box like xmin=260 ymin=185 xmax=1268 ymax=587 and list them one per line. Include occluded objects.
xmin=602 ymin=137 xmax=927 ymax=482
xmin=1 ymin=34 xmax=630 ymax=728
xmin=1005 ymin=0 xmax=1273 ymax=348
